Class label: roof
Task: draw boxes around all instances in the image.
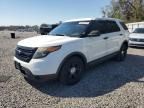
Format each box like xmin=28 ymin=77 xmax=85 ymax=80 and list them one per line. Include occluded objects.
xmin=64 ymin=17 xmax=123 ymax=22
xmin=64 ymin=18 xmax=94 ymax=22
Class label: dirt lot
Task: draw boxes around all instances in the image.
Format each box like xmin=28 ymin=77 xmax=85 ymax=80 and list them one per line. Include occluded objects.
xmin=0 ymin=31 xmax=144 ymax=108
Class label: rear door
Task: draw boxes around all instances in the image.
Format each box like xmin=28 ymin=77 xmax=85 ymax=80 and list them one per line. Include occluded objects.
xmin=103 ymin=20 xmax=122 ymax=54
xmin=119 ymin=21 xmax=129 ymax=40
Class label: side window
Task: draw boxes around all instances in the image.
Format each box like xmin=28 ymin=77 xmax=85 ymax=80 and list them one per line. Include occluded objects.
xmin=120 ymin=22 xmax=128 ymax=30
xmin=106 ymin=21 xmax=120 ymax=33
xmin=89 ymin=21 xmax=107 ymax=34
xmin=88 ymin=20 xmax=121 ymax=35
xmin=97 ymin=21 xmax=108 ymax=34
xmin=88 ymin=21 xmax=107 ymax=35
xmin=88 ymin=21 xmax=99 ymax=34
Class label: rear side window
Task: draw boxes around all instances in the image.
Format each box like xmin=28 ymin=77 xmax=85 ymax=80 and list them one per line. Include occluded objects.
xmin=106 ymin=21 xmax=120 ymax=33
xmin=120 ymin=22 xmax=128 ymax=30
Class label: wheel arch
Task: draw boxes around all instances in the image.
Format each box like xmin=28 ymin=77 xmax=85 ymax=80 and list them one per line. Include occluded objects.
xmin=56 ymin=52 xmax=87 ymax=77
xmin=121 ymin=40 xmax=128 ymax=49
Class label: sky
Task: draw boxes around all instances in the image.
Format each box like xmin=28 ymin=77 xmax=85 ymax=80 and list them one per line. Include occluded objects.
xmin=0 ymin=0 xmax=111 ymax=26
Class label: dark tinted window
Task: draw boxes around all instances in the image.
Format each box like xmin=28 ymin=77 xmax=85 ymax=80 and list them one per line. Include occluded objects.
xmin=98 ymin=21 xmax=108 ymax=34
xmin=88 ymin=20 xmax=120 ymax=34
xmin=106 ymin=21 xmax=120 ymax=33
xmin=120 ymin=22 xmax=128 ymax=30
xmin=88 ymin=21 xmax=107 ymax=34
xmin=133 ymin=28 xmax=144 ymax=33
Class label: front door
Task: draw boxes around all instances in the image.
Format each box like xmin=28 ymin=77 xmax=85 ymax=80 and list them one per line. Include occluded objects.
xmin=84 ymin=21 xmax=107 ymax=62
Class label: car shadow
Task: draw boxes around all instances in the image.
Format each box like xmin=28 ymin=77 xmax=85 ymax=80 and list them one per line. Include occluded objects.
xmin=26 ymin=54 xmax=144 ymax=98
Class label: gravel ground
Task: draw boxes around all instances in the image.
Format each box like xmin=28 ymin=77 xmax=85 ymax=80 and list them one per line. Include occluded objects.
xmin=0 ymin=31 xmax=144 ymax=108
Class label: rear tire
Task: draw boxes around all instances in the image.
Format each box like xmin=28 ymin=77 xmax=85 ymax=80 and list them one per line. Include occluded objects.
xmin=59 ymin=56 xmax=84 ymax=85
xmin=116 ymin=44 xmax=128 ymax=61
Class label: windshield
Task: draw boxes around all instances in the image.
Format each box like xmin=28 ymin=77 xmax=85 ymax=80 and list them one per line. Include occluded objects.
xmin=133 ymin=28 xmax=144 ymax=33
xmin=49 ymin=21 xmax=90 ymax=37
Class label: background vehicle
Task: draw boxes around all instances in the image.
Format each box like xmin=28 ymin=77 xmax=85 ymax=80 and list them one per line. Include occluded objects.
xmin=40 ymin=24 xmax=59 ymax=35
xmin=126 ymin=22 xmax=144 ymax=33
xmin=14 ymin=18 xmax=129 ymax=85
xmin=129 ymin=28 xmax=144 ymax=47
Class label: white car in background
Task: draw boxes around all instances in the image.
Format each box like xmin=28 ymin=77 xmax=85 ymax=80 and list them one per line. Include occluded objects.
xmin=129 ymin=28 xmax=144 ymax=47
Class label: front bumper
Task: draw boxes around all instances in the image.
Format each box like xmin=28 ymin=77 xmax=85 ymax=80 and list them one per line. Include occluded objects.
xmin=14 ymin=49 xmax=66 ymax=80
xmin=129 ymin=41 xmax=144 ymax=47
xmin=14 ymin=51 xmax=63 ymax=76
xmin=14 ymin=61 xmax=57 ymax=81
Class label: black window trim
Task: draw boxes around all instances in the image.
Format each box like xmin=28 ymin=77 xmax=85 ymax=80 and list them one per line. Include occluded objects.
xmin=120 ymin=21 xmax=128 ymax=30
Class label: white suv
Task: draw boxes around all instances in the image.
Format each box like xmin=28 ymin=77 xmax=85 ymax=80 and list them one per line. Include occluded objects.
xmin=129 ymin=28 xmax=144 ymax=47
xmin=14 ymin=18 xmax=129 ymax=85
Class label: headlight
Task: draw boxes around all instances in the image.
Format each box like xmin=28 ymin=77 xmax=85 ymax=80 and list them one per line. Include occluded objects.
xmin=33 ymin=45 xmax=61 ymax=59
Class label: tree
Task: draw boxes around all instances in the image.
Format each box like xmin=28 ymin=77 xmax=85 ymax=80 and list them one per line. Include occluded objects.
xmin=102 ymin=0 xmax=144 ymax=22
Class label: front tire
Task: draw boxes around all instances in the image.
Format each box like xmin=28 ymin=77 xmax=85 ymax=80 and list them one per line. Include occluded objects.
xmin=59 ymin=56 xmax=84 ymax=85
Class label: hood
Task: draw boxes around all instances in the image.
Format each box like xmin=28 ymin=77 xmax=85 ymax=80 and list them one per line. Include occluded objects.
xmin=18 ymin=35 xmax=80 ymax=47
xmin=129 ymin=33 xmax=144 ymax=39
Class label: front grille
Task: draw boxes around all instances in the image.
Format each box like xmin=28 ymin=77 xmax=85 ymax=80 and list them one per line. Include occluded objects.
xmin=130 ymin=43 xmax=144 ymax=46
xmin=15 ymin=46 xmax=37 ymax=62
xmin=130 ymin=38 xmax=144 ymax=42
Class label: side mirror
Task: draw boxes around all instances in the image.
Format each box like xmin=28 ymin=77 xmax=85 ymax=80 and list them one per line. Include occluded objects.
xmin=88 ymin=30 xmax=100 ymax=37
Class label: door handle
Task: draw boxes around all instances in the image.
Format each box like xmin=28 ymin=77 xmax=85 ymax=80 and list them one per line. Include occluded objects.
xmin=103 ymin=37 xmax=109 ymax=40
xmin=119 ymin=34 xmax=123 ymax=36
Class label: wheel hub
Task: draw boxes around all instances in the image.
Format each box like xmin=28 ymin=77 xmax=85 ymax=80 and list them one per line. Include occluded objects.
xmin=70 ymin=67 xmax=76 ymax=74
xmin=122 ymin=50 xmax=126 ymax=55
